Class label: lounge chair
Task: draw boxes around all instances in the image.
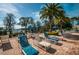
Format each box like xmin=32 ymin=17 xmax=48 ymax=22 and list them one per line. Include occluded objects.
xmin=0 ymin=37 xmax=12 ymax=51
xmin=18 ymin=35 xmax=39 ymax=55
xmin=44 ymin=32 xmax=59 ymax=44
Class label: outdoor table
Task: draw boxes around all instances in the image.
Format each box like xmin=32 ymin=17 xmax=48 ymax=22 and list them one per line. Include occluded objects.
xmin=1 ymin=39 xmax=9 ymax=44
xmin=39 ymin=41 xmax=51 ymax=50
xmin=39 ymin=34 xmax=45 ymax=38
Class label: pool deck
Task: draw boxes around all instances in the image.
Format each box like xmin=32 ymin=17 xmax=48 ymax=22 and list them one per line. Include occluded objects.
xmin=0 ymin=32 xmax=79 ymax=55
xmin=0 ymin=37 xmax=22 ymax=55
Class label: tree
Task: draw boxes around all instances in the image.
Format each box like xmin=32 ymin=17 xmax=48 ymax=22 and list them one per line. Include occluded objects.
xmin=0 ymin=27 xmax=3 ymax=35
xmin=42 ymin=20 xmax=49 ymax=31
xmin=36 ymin=21 xmax=41 ymax=32
xmin=29 ymin=17 xmax=34 ymax=25
xmin=40 ymin=3 xmax=65 ymax=31
xmin=19 ymin=17 xmax=34 ymax=33
xmin=19 ymin=17 xmax=29 ymax=33
xmin=3 ymin=13 xmax=16 ymax=38
xmin=71 ymin=17 xmax=77 ymax=26
xmin=28 ymin=17 xmax=35 ymax=32
xmin=32 ymin=23 xmax=37 ymax=33
xmin=71 ymin=17 xmax=79 ymax=26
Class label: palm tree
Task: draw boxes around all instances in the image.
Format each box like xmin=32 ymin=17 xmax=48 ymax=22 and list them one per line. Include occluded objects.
xmin=3 ymin=13 xmax=16 ymax=38
xmin=19 ymin=17 xmax=29 ymax=33
xmin=40 ymin=3 xmax=65 ymax=31
xmin=42 ymin=20 xmax=49 ymax=31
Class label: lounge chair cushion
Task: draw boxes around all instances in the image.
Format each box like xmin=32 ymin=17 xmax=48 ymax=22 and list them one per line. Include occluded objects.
xmin=18 ymin=35 xmax=29 ymax=47
xmin=23 ymin=45 xmax=39 ymax=55
xmin=44 ymin=32 xmax=59 ymax=41
xmin=48 ymin=37 xmax=59 ymax=42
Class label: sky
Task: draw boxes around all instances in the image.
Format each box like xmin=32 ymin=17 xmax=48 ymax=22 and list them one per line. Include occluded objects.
xmin=0 ymin=3 xmax=79 ymax=29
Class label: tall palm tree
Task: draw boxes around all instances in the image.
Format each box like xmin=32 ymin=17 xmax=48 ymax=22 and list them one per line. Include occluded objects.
xmin=3 ymin=13 xmax=16 ymax=38
xmin=40 ymin=3 xmax=65 ymax=31
xmin=42 ymin=20 xmax=49 ymax=31
xmin=19 ymin=17 xmax=29 ymax=33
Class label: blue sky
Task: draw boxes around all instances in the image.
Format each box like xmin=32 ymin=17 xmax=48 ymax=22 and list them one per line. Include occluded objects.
xmin=61 ymin=3 xmax=79 ymax=17
xmin=0 ymin=3 xmax=79 ymax=29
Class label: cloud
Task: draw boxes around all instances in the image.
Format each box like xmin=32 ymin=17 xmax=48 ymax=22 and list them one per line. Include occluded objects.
xmin=0 ymin=3 xmax=21 ymax=28
xmin=40 ymin=4 xmax=44 ymax=9
xmin=32 ymin=11 xmax=45 ymax=26
xmin=32 ymin=11 xmax=41 ymax=22
xmin=0 ymin=3 xmax=21 ymax=17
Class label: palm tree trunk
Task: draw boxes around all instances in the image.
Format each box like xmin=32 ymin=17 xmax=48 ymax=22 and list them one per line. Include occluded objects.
xmin=60 ymin=21 xmax=63 ymax=35
xmin=50 ymin=22 xmax=52 ymax=31
xmin=49 ymin=17 xmax=52 ymax=32
xmin=49 ymin=16 xmax=54 ymax=32
xmin=49 ymin=20 xmax=53 ymax=32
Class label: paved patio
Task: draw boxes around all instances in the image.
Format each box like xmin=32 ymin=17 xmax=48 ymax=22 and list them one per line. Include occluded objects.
xmin=0 ymin=32 xmax=79 ymax=55
xmin=0 ymin=37 xmax=22 ymax=55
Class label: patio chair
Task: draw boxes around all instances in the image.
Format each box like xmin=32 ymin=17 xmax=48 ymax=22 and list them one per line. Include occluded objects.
xmin=18 ymin=35 xmax=39 ymax=55
xmin=35 ymin=34 xmax=43 ymax=42
xmin=0 ymin=37 xmax=12 ymax=51
xmin=44 ymin=32 xmax=59 ymax=44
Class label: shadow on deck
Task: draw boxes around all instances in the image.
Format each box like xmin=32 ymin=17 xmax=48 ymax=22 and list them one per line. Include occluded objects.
xmin=46 ymin=47 xmax=56 ymax=54
xmin=63 ymin=33 xmax=79 ymax=40
xmin=2 ymin=42 xmax=13 ymax=51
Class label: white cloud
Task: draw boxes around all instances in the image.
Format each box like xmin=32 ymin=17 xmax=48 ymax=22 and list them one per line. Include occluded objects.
xmin=32 ymin=11 xmax=48 ymax=26
xmin=0 ymin=3 xmax=21 ymax=17
xmin=32 ymin=11 xmax=42 ymax=22
xmin=0 ymin=3 xmax=21 ymax=24
xmin=40 ymin=5 xmax=44 ymax=9
xmin=0 ymin=4 xmax=21 ymax=28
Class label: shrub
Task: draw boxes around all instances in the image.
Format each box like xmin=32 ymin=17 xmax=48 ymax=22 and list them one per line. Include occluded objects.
xmin=12 ymin=32 xmax=19 ymax=37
